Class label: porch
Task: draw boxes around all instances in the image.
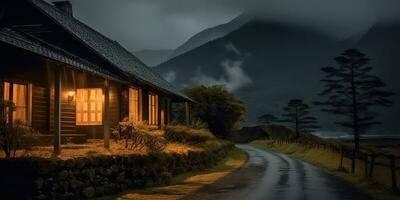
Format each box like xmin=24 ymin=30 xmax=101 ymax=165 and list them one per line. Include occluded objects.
xmin=0 ymin=42 xmax=119 ymax=151
xmin=0 ymin=37 xmax=188 ymax=156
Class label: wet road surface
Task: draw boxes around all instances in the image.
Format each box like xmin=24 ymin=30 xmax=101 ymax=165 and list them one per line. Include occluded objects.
xmin=183 ymin=145 xmax=371 ymax=200
xmin=237 ymin=145 xmax=371 ymax=200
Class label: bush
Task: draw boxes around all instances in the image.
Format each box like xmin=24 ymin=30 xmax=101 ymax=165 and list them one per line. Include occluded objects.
xmin=145 ymin=134 xmax=167 ymax=152
xmin=165 ymin=125 xmax=216 ymax=144
xmin=0 ymin=100 xmax=38 ymax=158
xmin=188 ymin=119 xmax=208 ymax=130
xmin=111 ymin=118 xmax=166 ymax=152
xmin=175 ymin=85 xmax=246 ymax=139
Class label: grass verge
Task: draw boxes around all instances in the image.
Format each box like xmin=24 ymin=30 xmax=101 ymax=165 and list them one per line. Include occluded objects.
xmin=250 ymin=140 xmax=399 ymax=200
xmin=96 ymin=147 xmax=248 ymax=200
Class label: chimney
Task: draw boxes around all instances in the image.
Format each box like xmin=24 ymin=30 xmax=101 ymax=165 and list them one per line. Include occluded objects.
xmin=53 ymin=1 xmax=73 ymax=16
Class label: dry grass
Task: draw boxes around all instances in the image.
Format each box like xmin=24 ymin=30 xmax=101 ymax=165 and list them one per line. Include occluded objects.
xmin=0 ymin=139 xmax=203 ymax=160
xmin=250 ymin=140 xmax=400 ymax=200
xmin=95 ymin=147 xmax=247 ymax=200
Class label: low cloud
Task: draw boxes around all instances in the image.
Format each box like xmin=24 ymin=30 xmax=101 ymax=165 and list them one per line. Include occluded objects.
xmin=191 ymin=59 xmax=252 ymax=91
xmin=163 ymin=71 xmax=176 ymax=82
xmin=191 ymin=42 xmax=252 ymax=91
xmin=225 ymin=42 xmax=241 ymax=56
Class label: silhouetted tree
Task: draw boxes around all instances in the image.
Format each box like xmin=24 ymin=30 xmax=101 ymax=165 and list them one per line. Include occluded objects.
xmin=183 ymin=85 xmax=246 ymax=139
xmin=315 ymin=49 xmax=394 ymax=152
xmin=257 ymin=114 xmax=277 ymax=125
xmin=280 ymin=99 xmax=319 ymax=138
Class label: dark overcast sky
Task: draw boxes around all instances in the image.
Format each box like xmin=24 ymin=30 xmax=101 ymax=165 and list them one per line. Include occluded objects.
xmin=45 ymin=0 xmax=400 ymax=51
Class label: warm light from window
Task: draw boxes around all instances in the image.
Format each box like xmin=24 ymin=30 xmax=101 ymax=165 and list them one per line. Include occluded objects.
xmin=76 ymin=88 xmax=103 ymax=125
xmin=129 ymin=88 xmax=141 ymax=122
xmin=148 ymin=93 xmax=158 ymax=125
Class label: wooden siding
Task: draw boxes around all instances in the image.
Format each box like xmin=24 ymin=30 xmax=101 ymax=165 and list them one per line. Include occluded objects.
xmin=141 ymin=89 xmax=149 ymax=122
xmin=120 ymin=87 xmax=129 ymax=120
xmin=31 ymin=85 xmax=49 ymax=133
xmin=109 ymin=82 xmax=120 ymax=128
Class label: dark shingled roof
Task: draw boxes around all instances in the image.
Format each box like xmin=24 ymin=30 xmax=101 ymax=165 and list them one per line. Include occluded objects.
xmin=0 ymin=28 xmax=125 ymax=82
xmin=29 ymin=0 xmax=190 ymax=101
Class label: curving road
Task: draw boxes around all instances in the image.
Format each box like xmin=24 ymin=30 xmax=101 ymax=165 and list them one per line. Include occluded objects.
xmin=183 ymin=145 xmax=371 ymax=200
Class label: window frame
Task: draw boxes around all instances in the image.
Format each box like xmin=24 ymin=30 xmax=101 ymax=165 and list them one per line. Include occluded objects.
xmin=75 ymin=88 xmax=103 ymax=126
xmin=129 ymin=87 xmax=141 ymax=122
xmin=2 ymin=81 xmax=32 ymax=124
xmin=148 ymin=93 xmax=158 ymax=125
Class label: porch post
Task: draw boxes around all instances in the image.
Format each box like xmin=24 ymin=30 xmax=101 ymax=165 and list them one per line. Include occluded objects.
xmin=8 ymin=82 xmax=13 ymax=128
xmin=54 ymin=67 xmax=62 ymax=154
xmin=166 ymin=99 xmax=171 ymax=125
xmin=185 ymin=102 xmax=190 ymax=125
xmin=103 ymin=79 xmax=110 ymax=149
xmin=0 ymin=81 xmax=3 ymax=120
xmin=0 ymin=82 xmax=3 ymax=101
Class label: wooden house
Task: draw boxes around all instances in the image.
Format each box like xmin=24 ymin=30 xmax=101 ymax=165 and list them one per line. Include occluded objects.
xmin=0 ymin=0 xmax=191 ymax=153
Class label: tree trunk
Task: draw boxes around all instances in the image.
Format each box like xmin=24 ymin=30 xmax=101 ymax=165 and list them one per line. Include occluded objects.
xmin=390 ymin=155 xmax=399 ymax=193
xmin=295 ymin=107 xmax=299 ymax=138
xmin=364 ymin=155 xmax=368 ymax=177
xmin=351 ymin=149 xmax=356 ymax=173
xmin=369 ymin=153 xmax=375 ymax=177
xmin=339 ymin=149 xmax=344 ymax=169
xmin=350 ymin=62 xmax=360 ymax=153
xmin=354 ymin=130 xmax=360 ymax=152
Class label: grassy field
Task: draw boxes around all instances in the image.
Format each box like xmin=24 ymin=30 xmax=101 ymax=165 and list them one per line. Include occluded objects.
xmin=95 ymin=147 xmax=247 ymax=200
xmin=250 ymin=140 xmax=400 ymax=200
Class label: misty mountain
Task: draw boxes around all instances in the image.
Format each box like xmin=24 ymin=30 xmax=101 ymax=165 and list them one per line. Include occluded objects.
xmin=170 ymin=13 xmax=252 ymax=58
xmin=132 ymin=49 xmax=174 ymax=67
xmin=155 ymin=19 xmax=400 ymax=136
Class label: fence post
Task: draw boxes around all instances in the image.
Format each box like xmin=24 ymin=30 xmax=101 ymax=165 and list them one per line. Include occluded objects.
xmin=364 ymin=154 xmax=368 ymax=177
xmin=351 ymin=150 xmax=356 ymax=174
xmin=369 ymin=153 xmax=375 ymax=178
xmin=390 ymin=155 xmax=399 ymax=193
xmin=339 ymin=147 xmax=344 ymax=170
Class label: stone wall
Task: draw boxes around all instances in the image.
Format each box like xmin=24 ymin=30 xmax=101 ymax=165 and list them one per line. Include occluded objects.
xmin=0 ymin=143 xmax=233 ymax=199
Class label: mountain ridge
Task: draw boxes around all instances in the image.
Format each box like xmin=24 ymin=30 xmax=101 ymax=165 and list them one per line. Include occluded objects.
xmin=155 ymin=18 xmax=400 ymax=136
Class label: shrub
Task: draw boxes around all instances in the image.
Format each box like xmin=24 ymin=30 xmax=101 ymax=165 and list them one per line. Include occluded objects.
xmin=145 ymin=134 xmax=167 ymax=152
xmin=188 ymin=119 xmax=208 ymax=130
xmin=182 ymin=85 xmax=246 ymax=139
xmin=165 ymin=125 xmax=216 ymax=144
xmin=0 ymin=100 xmax=38 ymax=158
xmin=111 ymin=118 xmax=166 ymax=152
xmin=170 ymin=119 xmax=208 ymax=130
xmin=111 ymin=118 xmax=142 ymax=149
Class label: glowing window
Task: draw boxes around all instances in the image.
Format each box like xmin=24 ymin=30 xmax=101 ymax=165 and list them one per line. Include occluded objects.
xmin=76 ymin=88 xmax=103 ymax=125
xmin=3 ymin=82 xmax=32 ymax=123
xmin=129 ymin=88 xmax=141 ymax=122
xmin=148 ymin=93 xmax=158 ymax=125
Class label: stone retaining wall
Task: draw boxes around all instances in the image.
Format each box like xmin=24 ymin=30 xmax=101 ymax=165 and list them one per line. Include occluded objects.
xmin=0 ymin=143 xmax=233 ymax=199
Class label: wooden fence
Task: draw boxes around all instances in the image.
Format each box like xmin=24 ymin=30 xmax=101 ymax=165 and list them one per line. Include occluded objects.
xmin=273 ymin=139 xmax=400 ymax=193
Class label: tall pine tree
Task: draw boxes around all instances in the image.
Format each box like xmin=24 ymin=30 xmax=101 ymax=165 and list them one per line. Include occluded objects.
xmin=316 ymin=49 xmax=394 ymax=152
xmin=280 ymin=99 xmax=319 ymax=138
